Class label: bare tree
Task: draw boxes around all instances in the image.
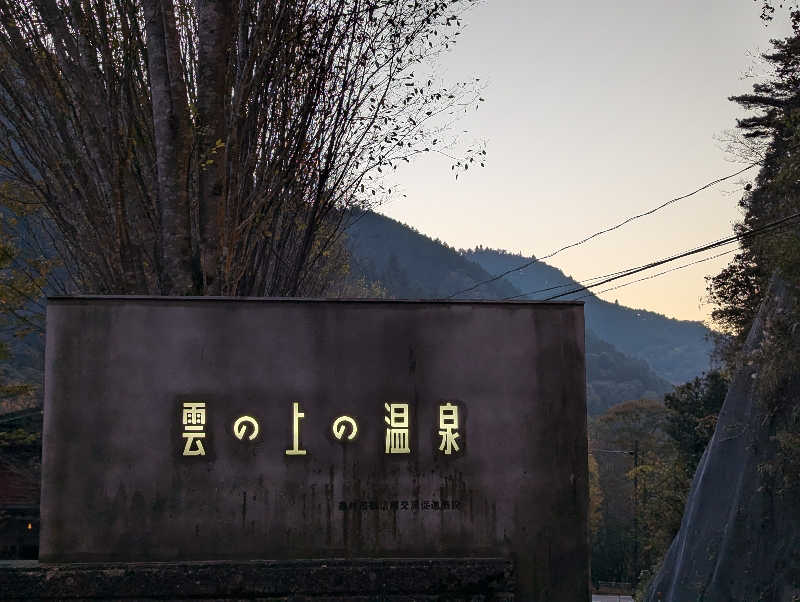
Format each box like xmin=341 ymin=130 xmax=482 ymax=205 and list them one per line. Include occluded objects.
xmin=0 ymin=0 xmax=483 ymax=298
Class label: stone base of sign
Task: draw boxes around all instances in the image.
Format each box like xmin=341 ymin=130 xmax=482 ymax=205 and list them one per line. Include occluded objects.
xmin=0 ymin=558 xmax=514 ymax=600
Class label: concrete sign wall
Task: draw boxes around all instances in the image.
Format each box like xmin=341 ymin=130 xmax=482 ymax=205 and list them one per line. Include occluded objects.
xmin=41 ymin=297 xmax=588 ymax=599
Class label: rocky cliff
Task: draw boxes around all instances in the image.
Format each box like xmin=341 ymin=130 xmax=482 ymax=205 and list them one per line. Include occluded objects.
xmin=647 ymin=277 xmax=800 ymax=601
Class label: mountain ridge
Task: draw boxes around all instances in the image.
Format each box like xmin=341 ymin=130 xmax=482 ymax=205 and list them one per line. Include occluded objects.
xmin=463 ymin=247 xmax=713 ymax=384
xmin=344 ymin=211 xmax=697 ymax=414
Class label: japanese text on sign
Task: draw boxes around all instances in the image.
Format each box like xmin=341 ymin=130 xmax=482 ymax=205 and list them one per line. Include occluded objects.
xmin=178 ymin=401 xmax=463 ymax=457
xmin=181 ymin=402 xmax=206 ymax=456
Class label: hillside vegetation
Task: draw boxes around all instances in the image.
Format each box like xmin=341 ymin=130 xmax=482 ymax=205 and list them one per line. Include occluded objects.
xmin=345 ymin=211 xmax=700 ymax=414
xmin=464 ymin=248 xmax=712 ymax=384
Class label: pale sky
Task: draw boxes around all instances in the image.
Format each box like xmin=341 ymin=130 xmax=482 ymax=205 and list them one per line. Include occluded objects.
xmin=379 ymin=0 xmax=792 ymax=324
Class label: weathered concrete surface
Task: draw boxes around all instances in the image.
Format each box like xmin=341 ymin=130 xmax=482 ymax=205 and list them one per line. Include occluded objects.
xmin=0 ymin=558 xmax=514 ymax=600
xmin=646 ymin=278 xmax=800 ymax=602
xmin=41 ymin=297 xmax=588 ymax=600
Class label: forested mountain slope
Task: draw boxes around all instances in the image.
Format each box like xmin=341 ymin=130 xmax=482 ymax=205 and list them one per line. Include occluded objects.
xmin=464 ymin=248 xmax=713 ymax=385
xmin=344 ymin=211 xmax=520 ymax=300
xmin=345 ymin=211 xmax=676 ymax=414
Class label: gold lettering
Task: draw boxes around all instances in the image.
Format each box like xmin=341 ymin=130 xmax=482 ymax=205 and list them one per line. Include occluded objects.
xmin=332 ymin=415 xmax=358 ymax=441
xmin=233 ymin=415 xmax=259 ymax=441
xmin=438 ymin=402 xmax=460 ymax=455
xmin=384 ymin=402 xmax=410 ymax=454
xmin=181 ymin=402 xmax=206 ymax=456
xmin=285 ymin=401 xmax=307 ymax=455
xmin=182 ymin=432 xmax=206 ymax=456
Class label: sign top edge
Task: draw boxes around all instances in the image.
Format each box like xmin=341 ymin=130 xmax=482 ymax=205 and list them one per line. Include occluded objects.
xmin=46 ymin=295 xmax=584 ymax=306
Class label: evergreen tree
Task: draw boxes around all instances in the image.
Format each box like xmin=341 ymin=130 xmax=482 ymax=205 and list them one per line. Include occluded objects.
xmin=705 ymin=4 xmax=800 ymax=540
xmin=663 ymin=371 xmax=728 ymax=470
xmin=707 ymin=12 xmax=800 ymax=360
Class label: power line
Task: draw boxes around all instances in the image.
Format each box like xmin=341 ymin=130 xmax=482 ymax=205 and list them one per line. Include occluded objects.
xmin=503 ymin=266 xmax=636 ymax=300
xmin=446 ymin=161 xmax=760 ymax=299
xmin=506 ymin=236 xmax=746 ymax=302
xmin=505 ymin=244 xmax=740 ymax=302
xmin=572 ymin=247 xmax=739 ymax=301
xmin=503 ymin=210 xmax=797 ymax=301
xmin=543 ymin=211 xmax=800 ymax=301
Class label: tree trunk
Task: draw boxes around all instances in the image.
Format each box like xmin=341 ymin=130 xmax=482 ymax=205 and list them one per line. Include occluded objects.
xmin=196 ymin=0 xmax=233 ymax=295
xmin=142 ymin=0 xmax=194 ymax=295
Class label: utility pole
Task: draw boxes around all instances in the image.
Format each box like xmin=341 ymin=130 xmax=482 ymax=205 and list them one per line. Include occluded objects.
xmin=588 ymin=444 xmax=642 ymax=592
xmin=633 ymin=439 xmax=639 ymax=587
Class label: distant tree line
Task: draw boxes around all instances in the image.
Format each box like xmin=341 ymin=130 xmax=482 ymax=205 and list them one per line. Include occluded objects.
xmin=589 ymin=372 xmax=727 ymax=588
